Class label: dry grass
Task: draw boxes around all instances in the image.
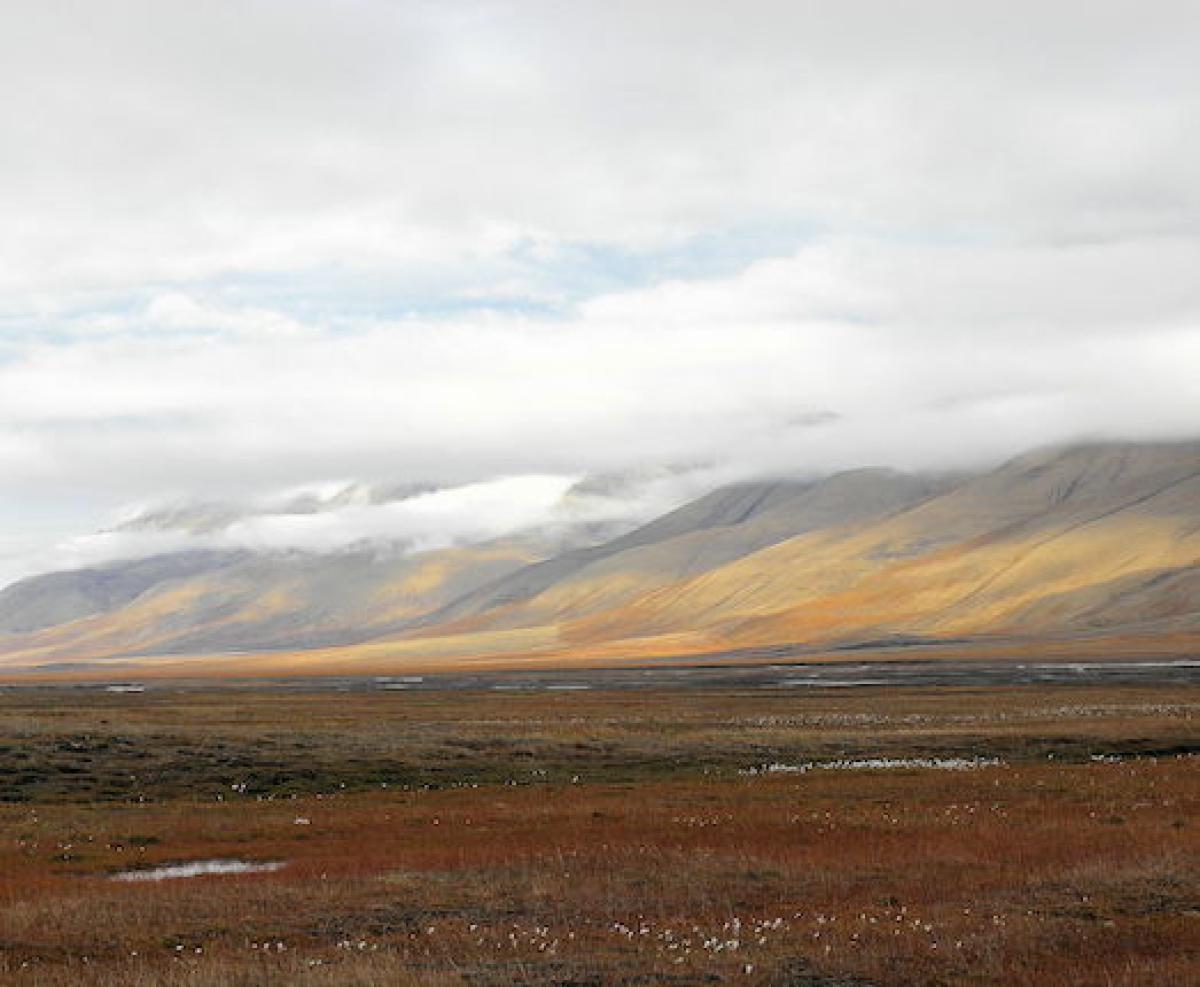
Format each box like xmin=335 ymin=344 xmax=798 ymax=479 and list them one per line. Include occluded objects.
xmin=0 ymin=684 xmax=1196 ymax=985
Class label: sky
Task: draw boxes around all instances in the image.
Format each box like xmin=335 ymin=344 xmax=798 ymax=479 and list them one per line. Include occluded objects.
xmin=2 ymin=0 xmax=1199 ymax=585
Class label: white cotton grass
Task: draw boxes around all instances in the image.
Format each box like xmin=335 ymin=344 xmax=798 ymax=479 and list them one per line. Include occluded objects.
xmin=741 ymin=756 xmax=1005 ymax=776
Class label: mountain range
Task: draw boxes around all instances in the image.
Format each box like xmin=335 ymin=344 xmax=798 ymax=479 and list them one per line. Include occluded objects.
xmin=1 ymin=439 xmax=1198 ymax=677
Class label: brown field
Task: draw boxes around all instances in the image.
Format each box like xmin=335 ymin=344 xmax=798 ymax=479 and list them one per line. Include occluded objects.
xmin=0 ymin=683 xmax=1196 ymax=985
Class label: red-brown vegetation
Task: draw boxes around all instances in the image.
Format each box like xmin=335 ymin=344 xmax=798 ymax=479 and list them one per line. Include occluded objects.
xmin=0 ymin=685 xmax=1195 ymax=985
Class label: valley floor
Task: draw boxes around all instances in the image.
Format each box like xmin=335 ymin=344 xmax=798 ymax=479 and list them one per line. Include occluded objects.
xmin=0 ymin=682 xmax=1196 ymax=985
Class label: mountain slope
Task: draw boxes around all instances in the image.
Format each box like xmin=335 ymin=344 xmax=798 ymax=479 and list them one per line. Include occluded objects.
xmin=0 ymin=551 xmax=246 ymax=635
xmin=1 ymin=440 xmax=1198 ymax=674
xmin=537 ymin=441 xmax=1200 ymax=652
xmin=418 ymin=469 xmax=950 ymax=632
xmin=0 ymin=541 xmax=539 ymax=664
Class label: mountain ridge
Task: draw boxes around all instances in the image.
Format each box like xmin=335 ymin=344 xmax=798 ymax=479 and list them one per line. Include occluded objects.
xmin=1 ymin=439 xmax=1198 ymax=676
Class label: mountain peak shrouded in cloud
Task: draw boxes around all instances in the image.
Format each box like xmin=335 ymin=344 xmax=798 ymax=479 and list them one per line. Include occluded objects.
xmin=112 ymin=480 xmax=445 ymax=536
xmin=0 ymin=465 xmax=724 ymax=590
xmin=1 ymin=2 xmax=1199 ymax=605
xmin=2 ymin=439 xmax=1199 ymax=672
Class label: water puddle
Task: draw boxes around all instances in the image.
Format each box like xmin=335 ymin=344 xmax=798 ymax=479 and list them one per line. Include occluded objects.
xmin=111 ymin=859 xmax=286 ymax=882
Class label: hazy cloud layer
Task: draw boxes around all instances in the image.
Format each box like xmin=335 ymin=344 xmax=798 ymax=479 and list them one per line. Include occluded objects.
xmin=4 ymin=468 xmax=721 ymax=587
xmin=1 ymin=2 xmax=1198 ymax=584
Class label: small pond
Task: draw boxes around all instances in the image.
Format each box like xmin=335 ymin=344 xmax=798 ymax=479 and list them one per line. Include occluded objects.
xmin=111 ymin=859 xmax=286 ymax=882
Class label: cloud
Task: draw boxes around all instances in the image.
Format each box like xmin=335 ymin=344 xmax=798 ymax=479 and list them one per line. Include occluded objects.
xmin=1 ymin=238 xmax=1196 ymax=505
xmin=1 ymin=2 xmax=1199 ymax=583
xmin=0 ymin=467 xmax=723 ymax=586
xmin=2 ymin=1 xmax=1198 ymax=310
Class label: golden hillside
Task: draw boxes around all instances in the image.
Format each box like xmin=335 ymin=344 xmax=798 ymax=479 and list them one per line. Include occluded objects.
xmin=2 ymin=441 xmax=1198 ymax=677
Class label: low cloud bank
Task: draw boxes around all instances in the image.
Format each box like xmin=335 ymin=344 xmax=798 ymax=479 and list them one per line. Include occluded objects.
xmin=3 ymin=3 xmax=1199 ymax=587
xmin=0 ymin=467 xmax=719 ymax=588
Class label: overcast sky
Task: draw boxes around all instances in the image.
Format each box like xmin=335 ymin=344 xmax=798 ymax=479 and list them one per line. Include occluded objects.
xmin=2 ymin=1 xmax=1199 ymax=584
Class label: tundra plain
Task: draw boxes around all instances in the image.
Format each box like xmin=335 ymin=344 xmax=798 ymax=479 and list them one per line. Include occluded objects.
xmin=0 ymin=678 xmax=1196 ymax=986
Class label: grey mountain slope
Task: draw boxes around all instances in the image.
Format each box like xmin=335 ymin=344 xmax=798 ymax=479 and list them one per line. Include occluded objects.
xmin=1001 ymin=563 xmax=1200 ymax=634
xmin=417 ymin=469 xmax=951 ymax=628
xmin=3 ymin=440 xmax=1198 ymax=667
xmin=133 ymin=544 xmax=535 ymax=654
xmin=906 ymin=439 xmax=1200 ymax=543
xmin=0 ymin=543 xmax=538 ymax=659
xmin=0 ymin=469 xmax=948 ymax=654
xmin=0 ymin=550 xmax=247 ymax=635
xmin=613 ymin=440 xmax=1200 ymax=645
